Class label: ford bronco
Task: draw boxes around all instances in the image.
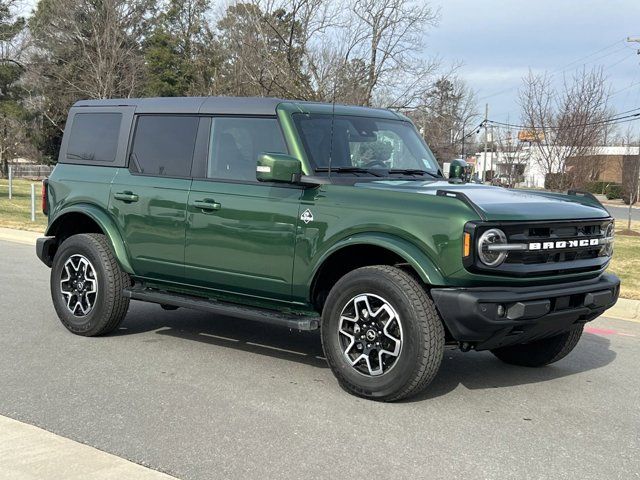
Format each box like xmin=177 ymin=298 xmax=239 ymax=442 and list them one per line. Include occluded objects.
xmin=36 ymin=97 xmax=619 ymax=401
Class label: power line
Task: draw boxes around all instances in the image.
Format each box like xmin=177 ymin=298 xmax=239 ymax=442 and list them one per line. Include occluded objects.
xmin=610 ymin=79 xmax=640 ymax=98
xmin=484 ymin=111 xmax=640 ymax=131
xmin=477 ymin=38 xmax=628 ymax=101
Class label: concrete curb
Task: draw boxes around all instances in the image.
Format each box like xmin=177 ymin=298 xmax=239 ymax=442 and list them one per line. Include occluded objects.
xmin=605 ymin=298 xmax=640 ymax=323
xmin=0 ymin=227 xmax=638 ymax=322
xmin=0 ymin=227 xmax=40 ymax=245
xmin=0 ymin=415 xmax=178 ymax=479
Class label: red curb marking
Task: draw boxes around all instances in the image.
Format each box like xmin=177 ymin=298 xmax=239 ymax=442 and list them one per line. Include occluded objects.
xmin=586 ymin=327 xmax=637 ymax=338
xmin=585 ymin=327 xmax=617 ymax=336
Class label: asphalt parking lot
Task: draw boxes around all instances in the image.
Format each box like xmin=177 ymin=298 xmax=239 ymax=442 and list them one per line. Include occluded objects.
xmin=1 ymin=239 xmax=639 ymax=480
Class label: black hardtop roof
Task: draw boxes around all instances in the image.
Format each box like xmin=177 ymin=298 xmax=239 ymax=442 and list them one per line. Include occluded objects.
xmin=72 ymin=96 xmax=404 ymax=119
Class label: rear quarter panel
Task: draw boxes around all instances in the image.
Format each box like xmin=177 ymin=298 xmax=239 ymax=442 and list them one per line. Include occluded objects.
xmin=46 ymin=164 xmax=118 ymax=225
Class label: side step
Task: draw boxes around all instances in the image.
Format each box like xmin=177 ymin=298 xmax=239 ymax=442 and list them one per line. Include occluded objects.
xmin=123 ymin=287 xmax=320 ymax=331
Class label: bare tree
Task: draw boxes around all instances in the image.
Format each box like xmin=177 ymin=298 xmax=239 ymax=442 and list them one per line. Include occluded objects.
xmin=620 ymin=131 xmax=640 ymax=231
xmin=341 ymin=0 xmax=440 ymax=108
xmin=493 ymin=127 xmax=530 ymax=187
xmin=29 ymin=0 xmax=154 ymax=101
xmin=215 ymin=0 xmax=335 ymax=99
xmin=407 ymin=75 xmax=478 ymax=164
xmin=519 ymin=66 xmax=611 ymax=189
xmin=214 ymin=0 xmax=441 ymax=107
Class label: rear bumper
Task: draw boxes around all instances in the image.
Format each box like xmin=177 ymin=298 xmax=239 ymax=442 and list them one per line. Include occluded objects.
xmin=431 ymin=273 xmax=620 ymax=351
xmin=36 ymin=236 xmax=56 ymax=267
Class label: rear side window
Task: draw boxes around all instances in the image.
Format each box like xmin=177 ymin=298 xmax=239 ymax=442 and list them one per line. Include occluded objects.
xmin=67 ymin=113 xmax=122 ymax=163
xmin=130 ymin=116 xmax=199 ymax=177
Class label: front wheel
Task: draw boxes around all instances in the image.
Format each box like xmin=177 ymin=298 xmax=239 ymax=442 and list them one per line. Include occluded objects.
xmin=321 ymin=265 xmax=445 ymax=402
xmin=490 ymin=326 xmax=584 ymax=367
xmin=51 ymin=233 xmax=130 ymax=336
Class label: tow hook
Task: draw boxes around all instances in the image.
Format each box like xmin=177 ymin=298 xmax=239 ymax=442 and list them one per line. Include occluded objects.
xmin=459 ymin=342 xmax=474 ymax=352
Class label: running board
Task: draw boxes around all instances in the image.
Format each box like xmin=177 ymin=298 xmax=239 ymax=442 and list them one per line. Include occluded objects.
xmin=123 ymin=287 xmax=320 ymax=331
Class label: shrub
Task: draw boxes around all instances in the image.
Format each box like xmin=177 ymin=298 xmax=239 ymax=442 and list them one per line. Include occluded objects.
xmin=544 ymin=173 xmax=571 ymax=190
xmin=605 ymin=184 xmax=623 ymax=200
xmin=584 ymin=181 xmax=609 ymax=195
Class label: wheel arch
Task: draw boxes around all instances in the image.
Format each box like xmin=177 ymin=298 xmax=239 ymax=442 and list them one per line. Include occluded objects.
xmin=309 ymin=233 xmax=444 ymax=311
xmin=45 ymin=204 xmax=134 ymax=274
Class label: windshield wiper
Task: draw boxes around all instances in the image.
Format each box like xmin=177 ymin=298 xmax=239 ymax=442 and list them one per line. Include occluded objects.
xmin=388 ymin=169 xmax=440 ymax=178
xmin=315 ymin=167 xmax=385 ymax=177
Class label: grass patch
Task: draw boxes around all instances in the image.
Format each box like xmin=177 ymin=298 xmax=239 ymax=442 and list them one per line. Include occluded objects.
xmin=0 ymin=178 xmax=47 ymax=232
xmin=610 ymin=221 xmax=640 ymax=300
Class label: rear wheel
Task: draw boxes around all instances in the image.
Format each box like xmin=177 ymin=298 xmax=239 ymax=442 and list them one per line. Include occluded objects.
xmin=490 ymin=326 xmax=584 ymax=367
xmin=321 ymin=265 xmax=445 ymax=402
xmin=51 ymin=233 xmax=130 ymax=336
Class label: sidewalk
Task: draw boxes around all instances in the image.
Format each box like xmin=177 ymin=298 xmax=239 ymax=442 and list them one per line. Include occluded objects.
xmin=0 ymin=415 xmax=178 ymax=480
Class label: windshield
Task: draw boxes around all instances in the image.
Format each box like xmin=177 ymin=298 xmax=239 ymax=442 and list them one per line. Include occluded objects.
xmin=292 ymin=113 xmax=440 ymax=176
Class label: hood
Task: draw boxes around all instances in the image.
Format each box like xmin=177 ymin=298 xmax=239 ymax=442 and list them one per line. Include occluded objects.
xmin=355 ymin=180 xmax=611 ymax=221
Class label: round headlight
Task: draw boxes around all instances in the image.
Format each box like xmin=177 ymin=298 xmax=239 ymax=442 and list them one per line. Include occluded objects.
xmin=602 ymin=222 xmax=615 ymax=257
xmin=478 ymin=228 xmax=508 ymax=267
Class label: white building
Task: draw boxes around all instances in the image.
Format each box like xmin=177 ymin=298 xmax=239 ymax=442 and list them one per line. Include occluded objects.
xmin=474 ymin=145 xmax=640 ymax=188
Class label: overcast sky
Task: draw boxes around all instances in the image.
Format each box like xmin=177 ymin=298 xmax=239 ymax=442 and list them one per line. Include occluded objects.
xmin=428 ymin=0 xmax=640 ymax=127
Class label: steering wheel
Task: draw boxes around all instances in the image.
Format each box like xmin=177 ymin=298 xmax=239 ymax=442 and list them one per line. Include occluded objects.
xmin=362 ymin=160 xmax=387 ymax=169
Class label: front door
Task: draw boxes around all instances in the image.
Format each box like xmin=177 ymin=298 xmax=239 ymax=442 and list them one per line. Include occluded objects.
xmin=109 ymin=115 xmax=202 ymax=283
xmin=184 ymin=116 xmax=302 ymax=301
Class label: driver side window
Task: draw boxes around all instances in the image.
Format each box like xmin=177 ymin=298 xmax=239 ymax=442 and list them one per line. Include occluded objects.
xmin=207 ymin=117 xmax=288 ymax=182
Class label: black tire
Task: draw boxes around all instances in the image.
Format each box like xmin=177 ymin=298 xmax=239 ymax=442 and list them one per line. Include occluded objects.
xmin=321 ymin=265 xmax=445 ymax=402
xmin=50 ymin=233 xmax=130 ymax=336
xmin=490 ymin=326 xmax=584 ymax=367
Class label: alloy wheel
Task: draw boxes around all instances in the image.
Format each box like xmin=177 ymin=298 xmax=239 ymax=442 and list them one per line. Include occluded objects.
xmin=60 ymin=254 xmax=98 ymax=317
xmin=338 ymin=293 xmax=403 ymax=376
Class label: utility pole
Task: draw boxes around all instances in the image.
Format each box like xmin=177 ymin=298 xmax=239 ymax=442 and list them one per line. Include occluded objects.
xmin=627 ymin=36 xmax=640 ymax=229
xmin=483 ymin=103 xmax=488 ymax=182
xmin=489 ymin=124 xmax=494 ymax=181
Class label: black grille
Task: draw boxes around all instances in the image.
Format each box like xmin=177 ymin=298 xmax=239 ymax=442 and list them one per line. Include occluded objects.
xmin=504 ymin=222 xmax=603 ymax=265
xmin=465 ymin=218 xmax=613 ymax=277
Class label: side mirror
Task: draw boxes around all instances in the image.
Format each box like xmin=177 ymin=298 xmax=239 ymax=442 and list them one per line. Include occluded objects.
xmin=257 ymin=153 xmax=303 ymax=183
xmin=449 ymin=159 xmax=469 ymax=183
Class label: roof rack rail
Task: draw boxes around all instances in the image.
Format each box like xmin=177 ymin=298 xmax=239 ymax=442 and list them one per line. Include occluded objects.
xmin=436 ymin=189 xmax=487 ymax=221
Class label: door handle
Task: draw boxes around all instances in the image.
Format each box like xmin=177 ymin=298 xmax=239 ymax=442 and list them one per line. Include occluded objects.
xmin=191 ymin=199 xmax=221 ymax=211
xmin=113 ymin=191 xmax=139 ymax=203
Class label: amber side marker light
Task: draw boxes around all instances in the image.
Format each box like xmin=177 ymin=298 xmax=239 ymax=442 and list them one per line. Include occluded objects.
xmin=463 ymin=232 xmax=471 ymax=257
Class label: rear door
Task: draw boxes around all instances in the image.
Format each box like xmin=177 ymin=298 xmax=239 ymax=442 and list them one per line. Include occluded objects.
xmin=109 ymin=115 xmax=207 ymax=283
xmin=184 ymin=116 xmax=302 ymax=301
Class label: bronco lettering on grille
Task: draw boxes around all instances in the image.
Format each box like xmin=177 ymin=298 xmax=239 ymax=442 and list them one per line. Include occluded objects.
xmin=528 ymin=238 xmax=600 ymax=251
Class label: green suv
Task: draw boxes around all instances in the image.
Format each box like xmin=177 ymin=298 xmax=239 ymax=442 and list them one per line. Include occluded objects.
xmin=36 ymin=97 xmax=619 ymax=401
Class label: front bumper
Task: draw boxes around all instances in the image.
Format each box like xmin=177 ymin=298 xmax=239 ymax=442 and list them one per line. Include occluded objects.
xmin=431 ymin=273 xmax=620 ymax=351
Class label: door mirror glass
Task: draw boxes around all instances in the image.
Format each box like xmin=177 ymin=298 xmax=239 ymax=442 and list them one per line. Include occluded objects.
xmin=257 ymin=153 xmax=302 ymax=183
xmin=448 ymin=158 xmax=470 ymax=183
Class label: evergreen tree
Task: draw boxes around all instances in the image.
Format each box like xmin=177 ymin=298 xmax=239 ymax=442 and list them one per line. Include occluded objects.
xmin=0 ymin=0 xmax=27 ymax=173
